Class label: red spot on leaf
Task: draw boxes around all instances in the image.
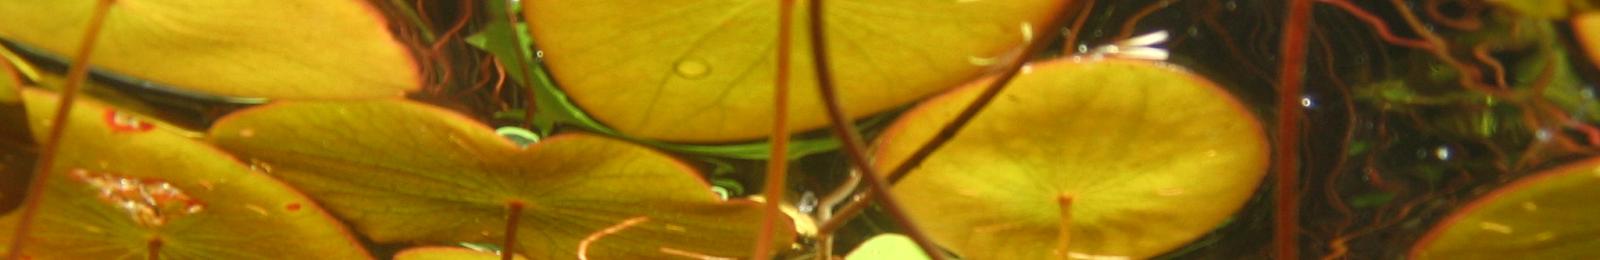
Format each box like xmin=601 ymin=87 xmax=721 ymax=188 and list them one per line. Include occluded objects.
xmin=103 ymin=108 xmax=155 ymax=132
xmin=285 ymin=203 xmax=302 ymax=212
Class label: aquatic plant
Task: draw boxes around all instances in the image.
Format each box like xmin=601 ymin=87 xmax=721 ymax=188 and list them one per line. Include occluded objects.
xmin=1 ymin=0 xmax=1598 ymax=259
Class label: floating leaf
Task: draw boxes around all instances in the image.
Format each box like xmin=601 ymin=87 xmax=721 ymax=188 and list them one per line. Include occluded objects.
xmin=0 ymin=0 xmax=419 ymax=99
xmin=0 ymin=89 xmax=370 ymax=259
xmin=394 ymin=247 xmax=527 ymax=260
xmin=208 ymin=99 xmax=794 ymax=259
xmin=1409 ymin=157 xmax=1600 ymax=259
xmin=1577 ymin=13 xmax=1600 ymax=68
xmin=847 ymin=234 xmax=930 ymax=260
xmin=526 ymin=0 xmax=1067 ymax=142
xmin=873 ymin=59 xmax=1269 ymax=259
xmin=0 ymin=55 xmax=28 ymax=213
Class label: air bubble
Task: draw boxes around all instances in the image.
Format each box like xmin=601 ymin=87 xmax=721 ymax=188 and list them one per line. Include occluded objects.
xmin=675 ymin=60 xmax=710 ymax=79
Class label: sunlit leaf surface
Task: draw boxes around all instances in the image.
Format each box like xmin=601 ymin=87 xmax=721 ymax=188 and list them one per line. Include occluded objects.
xmin=846 ymin=234 xmax=930 ymax=260
xmin=1410 ymin=157 xmax=1600 ymax=259
xmin=0 ymin=0 xmax=419 ymax=99
xmin=526 ymin=0 xmax=1066 ymax=142
xmin=393 ymin=247 xmax=526 ymax=260
xmin=1577 ymin=13 xmax=1600 ymax=68
xmin=873 ymin=59 xmax=1269 ymax=259
xmin=209 ymin=99 xmax=794 ymax=259
xmin=0 ymin=89 xmax=371 ymax=259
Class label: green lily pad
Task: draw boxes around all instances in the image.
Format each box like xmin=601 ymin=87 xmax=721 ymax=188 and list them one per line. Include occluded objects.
xmin=1409 ymin=157 xmax=1600 ymax=259
xmin=0 ymin=0 xmax=419 ymax=99
xmin=0 ymin=89 xmax=371 ymax=259
xmin=873 ymin=59 xmax=1269 ymax=259
xmin=525 ymin=0 xmax=1067 ymax=142
xmin=208 ymin=99 xmax=794 ymax=259
xmin=847 ymin=234 xmax=931 ymax=260
xmin=1577 ymin=13 xmax=1600 ymax=69
xmin=394 ymin=246 xmax=526 ymax=260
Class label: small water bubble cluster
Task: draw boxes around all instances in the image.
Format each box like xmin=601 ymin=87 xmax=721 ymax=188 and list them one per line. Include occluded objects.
xmin=71 ymin=169 xmax=204 ymax=227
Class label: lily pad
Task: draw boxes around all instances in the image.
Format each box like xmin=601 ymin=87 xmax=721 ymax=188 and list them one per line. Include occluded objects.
xmin=872 ymin=58 xmax=1269 ymax=259
xmin=394 ymin=247 xmax=527 ymax=260
xmin=0 ymin=0 xmax=419 ymax=99
xmin=0 ymin=89 xmax=371 ymax=259
xmin=1577 ymin=13 xmax=1600 ymax=69
xmin=1409 ymin=157 xmax=1600 ymax=259
xmin=208 ymin=99 xmax=794 ymax=259
xmin=525 ymin=0 xmax=1067 ymax=142
xmin=847 ymin=234 xmax=930 ymax=260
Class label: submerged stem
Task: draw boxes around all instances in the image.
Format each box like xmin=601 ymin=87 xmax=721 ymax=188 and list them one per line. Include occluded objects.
xmin=6 ymin=0 xmax=116 ymax=258
xmin=1055 ymin=194 xmax=1074 ymax=260
xmin=753 ymin=0 xmax=796 ymax=257
xmin=147 ymin=238 xmax=162 ymax=260
xmin=816 ymin=0 xmax=1081 ymax=236
xmin=503 ymin=201 xmax=524 ymax=260
xmin=807 ymin=0 xmax=946 ymax=258
xmin=1274 ymin=0 xmax=1313 ymax=259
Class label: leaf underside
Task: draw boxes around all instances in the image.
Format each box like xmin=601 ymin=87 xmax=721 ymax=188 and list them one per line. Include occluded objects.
xmin=527 ymin=0 xmax=1067 ymax=142
xmin=874 ymin=58 xmax=1270 ymax=259
xmin=0 ymin=0 xmax=419 ymax=99
xmin=1410 ymin=157 xmax=1600 ymax=259
xmin=1577 ymin=14 xmax=1600 ymax=69
xmin=208 ymin=99 xmax=795 ymax=259
xmin=1 ymin=89 xmax=371 ymax=259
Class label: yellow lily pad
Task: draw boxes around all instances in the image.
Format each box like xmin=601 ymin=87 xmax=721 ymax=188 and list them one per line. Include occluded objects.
xmin=0 ymin=89 xmax=371 ymax=259
xmin=847 ymin=234 xmax=931 ymax=260
xmin=1409 ymin=157 xmax=1600 ymax=259
xmin=394 ymin=247 xmax=527 ymax=260
xmin=1577 ymin=13 xmax=1600 ymax=69
xmin=873 ymin=58 xmax=1269 ymax=259
xmin=0 ymin=0 xmax=419 ymax=99
xmin=209 ymin=99 xmax=794 ymax=259
xmin=525 ymin=0 xmax=1067 ymax=142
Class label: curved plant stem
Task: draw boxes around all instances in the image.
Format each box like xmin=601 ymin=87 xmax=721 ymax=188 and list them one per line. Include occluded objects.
xmin=502 ymin=201 xmax=524 ymax=260
xmin=815 ymin=194 xmax=866 ymax=236
xmin=808 ymin=0 xmax=947 ymax=259
xmin=816 ymin=0 xmax=1080 ymax=236
xmin=754 ymin=0 xmax=796 ymax=257
xmin=1314 ymin=0 xmax=1431 ymax=49
xmin=1274 ymin=0 xmax=1313 ymax=259
xmin=813 ymin=170 xmax=858 ymax=260
xmin=1055 ymin=193 xmax=1074 ymax=260
xmin=6 ymin=0 xmax=116 ymax=258
xmin=146 ymin=238 xmax=161 ymax=260
xmin=498 ymin=0 xmax=540 ymax=129
xmin=1064 ymin=0 xmax=1096 ymax=51
xmin=1116 ymin=0 xmax=1180 ymax=40
xmin=882 ymin=0 xmax=1078 ymax=185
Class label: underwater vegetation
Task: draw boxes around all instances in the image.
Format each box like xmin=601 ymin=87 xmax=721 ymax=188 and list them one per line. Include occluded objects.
xmin=0 ymin=0 xmax=1598 ymax=259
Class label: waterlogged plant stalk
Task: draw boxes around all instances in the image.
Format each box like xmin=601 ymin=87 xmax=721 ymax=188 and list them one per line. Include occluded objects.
xmin=816 ymin=0 xmax=1080 ymax=235
xmin=1055 ymin=193 xmax=1073 ymax=260
xmin=6 ymin=0 xmax=116 ymax=258
xmin=1064 ymin=0 xmax=1096 ymax=50
xmin=1274 ymin=0 xmax=1312 ymax=259
xmin=147 ymin=238 xmax=162 ymax=260
xmin=808 ymin=0 xmax=947 ymax=258
xmin=499 ymin=0 xmax=540 ymax=129
xmin=753 ymin=0 xmax=795 ymax=257
xmin=813 ymin=170 xmax=858 ymax=260
xmin=502 ymin=201 xmax=525 ymax=260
